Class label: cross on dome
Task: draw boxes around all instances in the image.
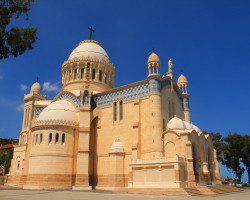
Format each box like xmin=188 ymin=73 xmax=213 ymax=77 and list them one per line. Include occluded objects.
xmin=88 ymin=25 xmax=95 ymax=40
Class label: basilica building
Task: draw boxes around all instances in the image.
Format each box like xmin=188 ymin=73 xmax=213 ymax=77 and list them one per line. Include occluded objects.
xmin=6 ymin=37 xmax=221 ymax=190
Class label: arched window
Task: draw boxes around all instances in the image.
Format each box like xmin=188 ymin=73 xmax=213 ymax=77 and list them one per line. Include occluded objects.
xmin=119 ymin=101 xmax=123 ymax=120
xmin=32 ymin=134 xmax=35 ymax=145
xmin=49 ymin=133 xmax=52 ymax=143
xmin=40 ymin=133 xmax=43 ymax=144
xmin=114 ymin=102 xmax=117 ymax=121
xmin=24 ymin=109 xmax=27 ymax=128
xmin=92 ymin=68 xmax=95 ymax=80
xmin=83 ymin=91 xmax=89 ymax=105
xmin=99 ymin=70 xmax=102 ymax=81
xmin=81 ymin=68 xmax=84 ymax=79
xmin=62 ymin=133 xmax=65 ymax=143
xmin=105 ymin=72 xmax=107 ymax=83
xmin=74 ymin=69 xmax=77 ymax=79
xmin=35 ymin=134 xmax=38 ymax=144
xmin=55 ymin=133 xmax=59 ymax=143
xmin=17 ymin=161 xmax=20 ymax=170
xmin=26 ymin=108 xmax=30 ymax=127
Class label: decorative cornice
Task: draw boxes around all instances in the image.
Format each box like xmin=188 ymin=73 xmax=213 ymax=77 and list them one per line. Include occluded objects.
xmin=78 ymin=40 xmax=102 ymax=47
xmin=62 ymin=56 xmax=115 ymax=70
xmin=31 ymin=119 xmax=79 ymax=129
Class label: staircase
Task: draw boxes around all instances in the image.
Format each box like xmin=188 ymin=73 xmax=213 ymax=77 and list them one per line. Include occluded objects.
xmin=112 ymin=185 xmax=243 ymax=196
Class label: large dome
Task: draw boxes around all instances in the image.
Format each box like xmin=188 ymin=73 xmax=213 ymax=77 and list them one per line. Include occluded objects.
xmin=68 ymin=40 xmax=110 ymax=62
xmin=38 ymin=100 xmax=78 ymax=122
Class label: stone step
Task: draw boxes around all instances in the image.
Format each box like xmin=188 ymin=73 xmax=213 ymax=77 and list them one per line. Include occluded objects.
xmin=106 ymin=185 xmax=243 ymax=196
xmin=184 ymin=187 xmax=203 ymax=195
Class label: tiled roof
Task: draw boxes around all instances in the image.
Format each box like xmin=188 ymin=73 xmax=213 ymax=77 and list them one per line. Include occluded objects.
xmin=0 ymin=142 xmax=19 ymax=150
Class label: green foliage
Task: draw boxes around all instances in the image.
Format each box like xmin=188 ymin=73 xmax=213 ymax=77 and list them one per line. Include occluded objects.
xmin=223 ymin=133 xmax=245 ymax=181
xmin=0 ymin=0 xmax=37 ymax=59
xmin=0 ymin=150 xmax=5 ymax=167
xmin=0 ymin=149 xmax=13 ymax=175
xmin=4 ymin=148 xmax=13 ymax=174
xmin=241 ymin=135 xmax=250 ymax=182
xmin=204 ymin=131 xmax=249 ymax=182
xmin=0 ymin=138 xmax=18 ymax=145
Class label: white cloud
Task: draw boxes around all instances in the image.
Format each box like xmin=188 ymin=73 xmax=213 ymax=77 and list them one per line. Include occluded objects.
xmin=43 ymin=81 xmax=61 ymax=93
xmin=16 ymin=103 xmax=24 ymax=112
xmin=20 ymin=84 xmax=28 ymax=91
xmin=0 ymin=74 xmax=3 ymax=80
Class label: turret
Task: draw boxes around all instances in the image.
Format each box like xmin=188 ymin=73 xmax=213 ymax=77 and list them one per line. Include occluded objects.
xmin=147 ymin=52 xmax=160 ymax=77
xmin=20 ymin=82 xmax=46 ymax=145
xmin=177 ymin=73 xmax=190 ymax=123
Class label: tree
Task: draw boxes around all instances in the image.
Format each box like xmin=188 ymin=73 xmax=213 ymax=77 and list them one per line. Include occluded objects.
xmin=0 ymin=149 xmax=13 ymax=175
xmin=4 ymin=148 xmax=13 ymax=174
xmin=223 ymin=133 xmax=245 ymax=182
xmin=0 ymin=0 xmax=37 ymax=59
xmin=241 ymin=135 xmax=250 ymax=182
xmin=0 ymin=150 xmax=6 ymax=175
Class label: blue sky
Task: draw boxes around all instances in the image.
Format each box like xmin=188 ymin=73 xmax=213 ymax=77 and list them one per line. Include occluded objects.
xmin=0 ymin=0 xmax=249 ymax=182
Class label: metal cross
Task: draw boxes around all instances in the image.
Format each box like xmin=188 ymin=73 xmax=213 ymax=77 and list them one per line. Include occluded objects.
xmin=36 ymin=76 xmax=39 ymax=82
xmin=88 ymin=26 xmax=95 ymax=40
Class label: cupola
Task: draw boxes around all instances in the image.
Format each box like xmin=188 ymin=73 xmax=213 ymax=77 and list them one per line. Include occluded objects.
xmin=30 ymin=82 xmax=41 ymax=95
xmin=147 ymin=52 xmax=160 ymax=76
xmin=177 ymin=73 xmax=188 ymax=94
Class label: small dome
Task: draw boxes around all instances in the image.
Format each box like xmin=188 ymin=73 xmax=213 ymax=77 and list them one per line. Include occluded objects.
xmin=148 ymin=52 xmax=160 ymax=63
xmin=110 ymin=140 xmax=124 ymax=153
xmin=30 ymin=82 xmax=41 ymax=94
xmin=191 ymin=123 xmax=201 ymax=132
xmin=183 ymin=121 xmax=192 ymax=129
xmin=177 ymin=74 xmax=188 ymax=85
xmin=38 ymin=100 xmax=78 ymax=122
xmin=167 ymin=116 xmax=186 ymax=130
xmin=68 ymin=40 xmax=110 ymax=62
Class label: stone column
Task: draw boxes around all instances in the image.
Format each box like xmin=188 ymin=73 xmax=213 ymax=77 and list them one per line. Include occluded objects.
xmin=72 ymin=103 xmax=92 ymax=190
xmin=148 ymin=75 xmax=163 ymax=158
xmin=108 ymin=141 xmax=125 ymax=188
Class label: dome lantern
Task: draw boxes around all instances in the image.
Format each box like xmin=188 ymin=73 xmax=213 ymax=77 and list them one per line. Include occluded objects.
xmin=147 ymin=51 xmax=160 ymax=76
xmin=177 ymin=73 xmax=188 ymax=94
xmin=30 ymin=82 xmax=41 ymax=95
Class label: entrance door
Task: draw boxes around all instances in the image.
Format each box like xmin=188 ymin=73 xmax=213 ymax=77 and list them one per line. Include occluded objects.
xmin=89 ymin=118 xmax=98 ymax=188
xmin=192 ymin=143 xmax=199 ymax=184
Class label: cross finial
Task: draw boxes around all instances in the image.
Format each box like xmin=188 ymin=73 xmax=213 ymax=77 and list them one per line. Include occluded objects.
xmin=181 ymin=69 xmax=183 ymax=74
xmin=88 ymin=26 xmax=95 ymax=40
xmin=36 ymin=76 xmax=39 ymax=82
xmin=152 ymin=47 xmax=154 ymax=53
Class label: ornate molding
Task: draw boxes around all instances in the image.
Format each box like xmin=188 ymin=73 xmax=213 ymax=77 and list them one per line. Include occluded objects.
xmin=62 ymin=56 xmax=115 ymax=70
xmin=55 ymin=93 xmax=81 ymax=109
xmin=96 ymin=82 xmax=149 ymax=107
xmin=31 ymin=119 xmax=79 ymax=128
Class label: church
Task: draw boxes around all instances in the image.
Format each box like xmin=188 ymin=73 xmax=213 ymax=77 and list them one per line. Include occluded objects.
xmin=6 ymin=32 xmax=221 ymax=190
